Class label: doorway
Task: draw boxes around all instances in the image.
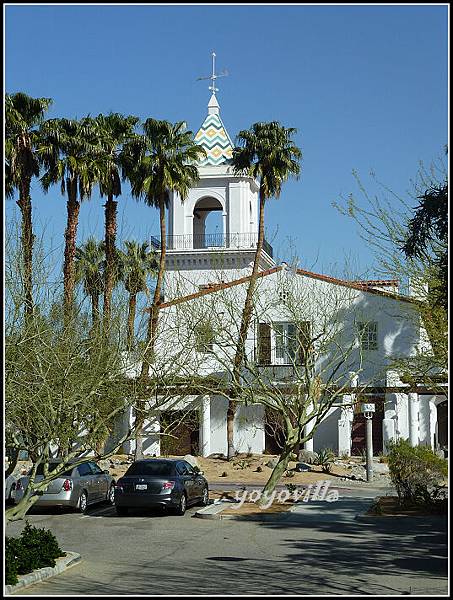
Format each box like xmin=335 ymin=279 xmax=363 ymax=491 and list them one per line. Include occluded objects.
xmin=351 ymin=397 xmax=384 ymax=455
xmin=160 ymin=410 xmax=200 ymax=456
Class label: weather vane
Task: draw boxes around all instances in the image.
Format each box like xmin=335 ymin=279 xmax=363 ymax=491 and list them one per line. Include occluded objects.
xmin=197 ymin=51 xmax=229 ymax=95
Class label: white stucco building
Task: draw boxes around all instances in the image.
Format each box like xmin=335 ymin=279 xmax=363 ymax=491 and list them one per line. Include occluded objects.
xmin=119 ymin=90 xmax=447 ymax=459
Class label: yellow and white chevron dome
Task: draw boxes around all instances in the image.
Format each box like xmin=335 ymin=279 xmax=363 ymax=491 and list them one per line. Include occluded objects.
xmin=194 ymin=113 xmax=234 ymax=166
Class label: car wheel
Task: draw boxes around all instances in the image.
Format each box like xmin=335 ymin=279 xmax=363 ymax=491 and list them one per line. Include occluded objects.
xmin=77 ymin=491 xmax=88 ymax=514
xmin=200 ymin=486 xmax=209 ymax=506
xmin=116 ymin=506 xmax=128 ymax=516
xmin=174 ymin=493 xmax=187 ymax=516
xmin=106 ymin=484 xmax=115 ymax=505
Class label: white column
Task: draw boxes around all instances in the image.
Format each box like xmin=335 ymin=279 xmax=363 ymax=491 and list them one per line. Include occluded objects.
xmin=200 ymin=396 xmax=211 ymax=457
xmin=408 ymin=392 xmax=419 ymax=446
xmin=304 ymin=402 xmax=315 ymax=451
xmin=338 ymin=404 xmax=352 ymax=457
xmin=222 ymin=212 xmax=228 ymax=241
xmin=382 ymin=418 xmax=396 ymax=453
xmin=337 ymin=373 xmax=358 ymax=456
xmin=143 ymin=415 xmax=160 ymax=456
xmin=386 ymin=370 xmax=408 ymax=440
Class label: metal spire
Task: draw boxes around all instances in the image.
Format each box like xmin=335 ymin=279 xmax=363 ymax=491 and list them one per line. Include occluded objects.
xmin=197 ymin=51 xmax=228 ymax=96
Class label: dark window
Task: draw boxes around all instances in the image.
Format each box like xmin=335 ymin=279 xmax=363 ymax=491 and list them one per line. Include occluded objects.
xmin=178 ymin=461 xmax=194 ymax=475
xmin=126 ymin=461 xmax=175 ymax=477
xmin=258 ymin=322 xmax=271 ymax=364
xmin=88 ymin=462 xmax=103 ymax=475
xmin=34 ymin=462 xmax=74 ymax=477
xmin=77 ymin=463 xmax=93 ymax=477
xmin=358 ymin=322 xmax=378 ymax=350
xmin=195 ymin=322 xmax=215 ymax=353
xmin=176 ymin=463 xmax=187 ymax=475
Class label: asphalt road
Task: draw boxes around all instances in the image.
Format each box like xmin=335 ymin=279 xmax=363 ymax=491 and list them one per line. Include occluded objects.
xmin=5 ymin=492 xmax=448 ymax=596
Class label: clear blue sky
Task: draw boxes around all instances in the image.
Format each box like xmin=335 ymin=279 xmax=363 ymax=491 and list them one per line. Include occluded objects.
xmin=5 ymin=3 xmax=448 ymax=281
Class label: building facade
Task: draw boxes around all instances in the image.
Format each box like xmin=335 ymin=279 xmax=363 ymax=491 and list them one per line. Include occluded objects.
xmin=119 ymin=92 xmax=446 ymax=459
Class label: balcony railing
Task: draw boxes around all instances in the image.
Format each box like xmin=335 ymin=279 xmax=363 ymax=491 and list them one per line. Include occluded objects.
xmin=150 ymin=233 xmax=273 ymax=258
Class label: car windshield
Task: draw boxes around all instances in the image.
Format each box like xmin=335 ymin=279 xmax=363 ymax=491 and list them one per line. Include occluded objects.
xmin=33 ymin=463 xmax=74 ymax=477
xmin=125 ymin=461 xmax=174 ymax=477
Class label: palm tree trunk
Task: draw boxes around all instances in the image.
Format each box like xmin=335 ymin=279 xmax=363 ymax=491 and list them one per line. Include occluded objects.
xmin=91 ymin=292 xmax=100 ymax=329
xmin=127 ymin=293 xmax=137 ymax=349
xmin=136 ymin=194 xmax=166 ymax=460
xmin=141 ymin=194 xmax=167 ymax=377
xmin=227 ymin=189 xmax=266 ymax=459
xmin=63 ymin=179 xmax=80 ymax=325
xmin=16 ymin=178 xmax=34 ymax=322
xmin=103 ymin=194 xmax=118 ymax=329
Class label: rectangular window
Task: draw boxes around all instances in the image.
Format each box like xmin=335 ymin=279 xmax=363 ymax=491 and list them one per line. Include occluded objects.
xmin=258 ymin=321 xmax=312 ymax=365
xmin=273 ymin=322 xmax=298 ymax=365
xmin=195 ymin=323 xmax=215 ymax=353
xmin=358 ymin=322 xmax=378 ymax=350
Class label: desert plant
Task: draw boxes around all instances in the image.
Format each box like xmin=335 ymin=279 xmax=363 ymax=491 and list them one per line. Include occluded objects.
xmin=285 ymin=483 xmax=297 ymax=494
xmin=315 ymin=448 xmax=336 ymax=473
xmin=235 ymin=459 xmax=252 ymax=470
xmin=387 ymin=439 xmax=448 ymax=507
xmin=5 ymin=522 xmax=64 ymax=585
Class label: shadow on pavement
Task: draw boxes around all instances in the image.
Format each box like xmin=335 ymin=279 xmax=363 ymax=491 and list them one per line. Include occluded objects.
xmin=12 ymin=496 xmax=447 ymax=596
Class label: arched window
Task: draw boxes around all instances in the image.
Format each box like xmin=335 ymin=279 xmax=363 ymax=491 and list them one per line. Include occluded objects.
xmin=193 ymin=197 xmax=223 ymax=248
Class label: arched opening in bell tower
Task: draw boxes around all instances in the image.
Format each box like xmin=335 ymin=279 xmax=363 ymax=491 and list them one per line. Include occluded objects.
xmin=193 ymin=197 xmax=224 ymax=248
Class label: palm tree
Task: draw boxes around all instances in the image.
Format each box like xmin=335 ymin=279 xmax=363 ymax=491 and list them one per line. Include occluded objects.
xmin=125 ymin=118 xmax=204 ymax=459
xmin=39 ymin=117 xmax=101 ymax=323
xmin=119 ymin=241 xmax=157 ymax=349
xmin=227 ymin=122 xmax=302 ymax=459
xmin=94 ymin=113 xmax=140 ymax=329
xmin=75 ymin=238 xmax=105 ymax=328
xmin=5 ymin=92 xmax=53 ymax=321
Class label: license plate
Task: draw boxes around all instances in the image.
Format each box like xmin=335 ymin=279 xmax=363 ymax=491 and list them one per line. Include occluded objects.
xmin=135 ymin=484 xmax=147 ymax=491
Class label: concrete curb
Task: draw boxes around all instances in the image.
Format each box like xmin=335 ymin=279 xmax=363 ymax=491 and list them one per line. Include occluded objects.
xmin=194 ymin=501 xmax=295 ymax=522
xmin=355 ymin=512 xmax=448 ymax=523
xmin=194 ymin=501 xmax=230 ymax=520
xmin=5 ymin=551 xmax=81 ymax=595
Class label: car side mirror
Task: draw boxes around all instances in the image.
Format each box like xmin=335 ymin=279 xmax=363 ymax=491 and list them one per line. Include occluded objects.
xmin=103 ymin=469 xmax=110 ymax=475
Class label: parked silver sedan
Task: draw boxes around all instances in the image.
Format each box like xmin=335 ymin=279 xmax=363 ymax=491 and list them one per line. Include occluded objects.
xmin=13 ymin=460 xmax=116 ymax=513
xmin=5 ymin=474 xmax=17 ymax=503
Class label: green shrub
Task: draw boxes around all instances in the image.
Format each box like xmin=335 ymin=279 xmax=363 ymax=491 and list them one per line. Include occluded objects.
xmin=387 ymin=439 xmax=448 ymax=508
xmin=5 ymin=537 xmax=20 ymax=585
xmin=5 ymin=522 xmax=64 ymax=585
xmin=315 ymin=448 xmax=335 ymax=473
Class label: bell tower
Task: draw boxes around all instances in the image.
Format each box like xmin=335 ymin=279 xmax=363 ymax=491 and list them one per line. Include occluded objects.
xmin=156 ymin=57 xmax=275 ymax=301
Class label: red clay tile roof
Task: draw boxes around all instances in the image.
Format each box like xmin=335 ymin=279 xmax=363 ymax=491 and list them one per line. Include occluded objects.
xmin=355 ymin=280 xmax=399 ymax=286
xmin=145 ymin=266 xmax=414 ymax=312
xmin=295 ymin=268 xmax=412 ymax=301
